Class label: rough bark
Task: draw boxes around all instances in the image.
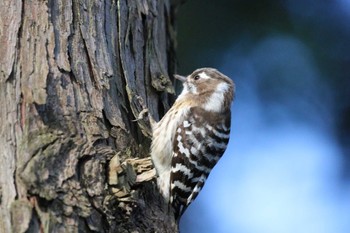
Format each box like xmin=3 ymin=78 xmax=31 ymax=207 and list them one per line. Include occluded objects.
xmin=0 ymin=0 xmax=179 ymax=232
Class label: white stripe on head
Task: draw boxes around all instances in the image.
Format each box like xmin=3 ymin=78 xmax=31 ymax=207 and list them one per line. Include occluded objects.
xmin=198 ymin=72 xmax=211 ymax=80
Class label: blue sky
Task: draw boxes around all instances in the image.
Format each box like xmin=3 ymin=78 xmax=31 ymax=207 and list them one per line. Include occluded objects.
xmin=180 ymin=34 xmax=350 ymax=233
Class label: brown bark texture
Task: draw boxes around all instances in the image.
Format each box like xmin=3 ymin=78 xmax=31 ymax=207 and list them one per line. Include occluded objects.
xmin=0 ymin=0 xmax=179 ymax=232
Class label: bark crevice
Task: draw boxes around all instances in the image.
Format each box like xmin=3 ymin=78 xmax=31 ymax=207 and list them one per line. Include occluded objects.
xmin=1 ymin=0 xmax=179 ymax=232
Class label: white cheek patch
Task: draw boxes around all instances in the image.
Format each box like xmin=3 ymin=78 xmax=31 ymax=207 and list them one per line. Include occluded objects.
xmin=178 ymin=82 xmax=198 ymax=99
xmin=198 ymin=72 xmax=211 ymax=80
xmin=182 ymin=84 xmax=189 ymax=94
xmin=203 ymin=82 xmax=229 ymax=112
xmin=177 ymin=84 xmax=189 ymax=99
xmin=188 ymin=83 xmax=198 ymax=94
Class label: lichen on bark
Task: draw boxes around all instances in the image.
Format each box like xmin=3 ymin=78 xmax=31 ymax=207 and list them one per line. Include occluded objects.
xmin=0 ymin=0 xmax=179 ymax=232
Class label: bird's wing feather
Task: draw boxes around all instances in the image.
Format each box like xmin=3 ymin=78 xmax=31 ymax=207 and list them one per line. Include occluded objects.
xmin=169 ymin=108 xmax=231 ymax=219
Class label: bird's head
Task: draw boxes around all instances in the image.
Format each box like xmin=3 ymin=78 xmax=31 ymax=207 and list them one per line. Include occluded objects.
xmin=174 ymin=68 xmax=235 ymax=112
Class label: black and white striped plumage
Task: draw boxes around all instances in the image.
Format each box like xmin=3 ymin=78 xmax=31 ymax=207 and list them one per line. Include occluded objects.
xmin=151 ymin=68 xmax=235 ymax=220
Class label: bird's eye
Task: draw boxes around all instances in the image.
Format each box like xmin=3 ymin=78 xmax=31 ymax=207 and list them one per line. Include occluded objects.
xmin=193 ymin=75 xmax=200 ymax=80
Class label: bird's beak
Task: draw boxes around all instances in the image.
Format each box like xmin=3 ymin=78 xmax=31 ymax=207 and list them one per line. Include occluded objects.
xmin=174 ymin=74 xmax=187 ymax=83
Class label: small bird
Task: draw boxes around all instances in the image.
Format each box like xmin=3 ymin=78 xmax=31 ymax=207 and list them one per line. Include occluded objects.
xmin=151 ymin=68 xmax=235 ymax=220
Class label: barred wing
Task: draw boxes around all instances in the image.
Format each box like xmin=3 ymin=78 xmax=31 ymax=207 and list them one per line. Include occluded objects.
xmin=169 ymin=108 xmax=231 ymax=219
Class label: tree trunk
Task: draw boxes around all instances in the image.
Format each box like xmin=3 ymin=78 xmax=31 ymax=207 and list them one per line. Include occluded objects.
xmin=0 ymin=0 xmax=179 ymax=232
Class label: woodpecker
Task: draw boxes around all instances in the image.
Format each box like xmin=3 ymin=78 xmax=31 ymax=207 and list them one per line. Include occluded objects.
xmin=151 ymin=68 xmax=235 ymax=220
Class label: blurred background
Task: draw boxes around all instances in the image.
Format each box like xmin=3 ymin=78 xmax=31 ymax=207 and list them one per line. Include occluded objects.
xmin=175 ymin=0 xmax=350 ymax=232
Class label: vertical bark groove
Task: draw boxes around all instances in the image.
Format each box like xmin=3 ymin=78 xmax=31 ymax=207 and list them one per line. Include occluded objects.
xmin=0 ymin=0 xmax=179 ymax=232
